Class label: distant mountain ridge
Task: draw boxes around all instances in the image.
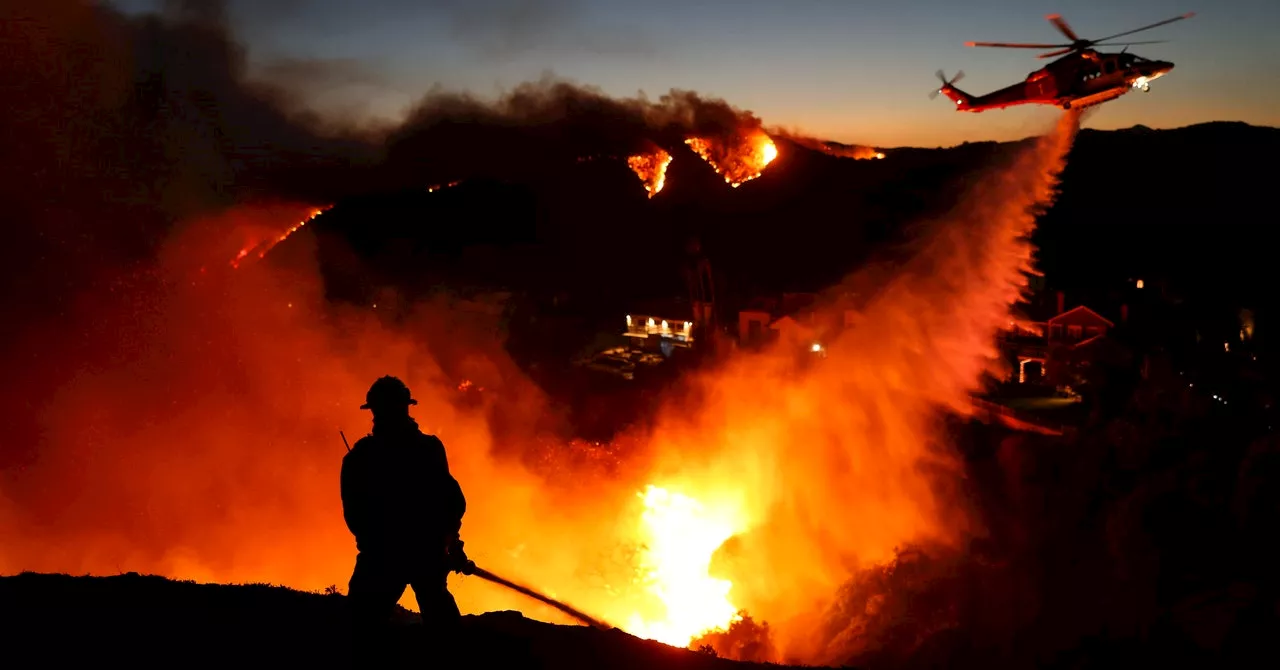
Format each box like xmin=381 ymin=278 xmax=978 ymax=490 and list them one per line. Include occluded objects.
xmin=280 ymin=120 xmax=1278 ymax=316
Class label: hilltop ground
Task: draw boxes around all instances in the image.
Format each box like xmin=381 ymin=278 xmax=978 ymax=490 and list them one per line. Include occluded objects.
xmin=0 ymin=572 xmax=809 ymax=669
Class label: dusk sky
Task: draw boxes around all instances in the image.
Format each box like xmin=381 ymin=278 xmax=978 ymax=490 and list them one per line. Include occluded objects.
xmin=110 ymin=0 xmax=1279 ymax=148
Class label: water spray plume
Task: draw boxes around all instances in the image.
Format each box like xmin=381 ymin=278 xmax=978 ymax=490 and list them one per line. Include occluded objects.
xmin=0 ymin=112 xmax=1083 ymax=664
xmin=0 ymin=7 xmax=1086 ymax=658
xmin=632 ymin=110 xmax=1082 ymax=661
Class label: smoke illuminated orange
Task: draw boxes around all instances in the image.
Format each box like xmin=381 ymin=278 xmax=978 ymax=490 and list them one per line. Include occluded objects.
xmin=776 ymin=133 xmax=885 ymax=161
xmin=685 ymin=131 xmax=778 ymax=187
xmin=627 ymin=149 xmax=673 ymax=198
xmin=1 ymin=110 xmax=1083 ymax=666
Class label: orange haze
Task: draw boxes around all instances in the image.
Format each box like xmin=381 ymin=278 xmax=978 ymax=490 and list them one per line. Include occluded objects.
xmin=0 ymin=111 xmax=1081 ymax=664
xmin=646 ymin=110 xmax=1081 ymax=661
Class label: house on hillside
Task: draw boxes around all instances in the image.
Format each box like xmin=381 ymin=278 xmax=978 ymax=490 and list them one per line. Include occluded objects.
xmin=737 ymin=291 xmax=853 ymax=354
xmin=1001 ymin=291 xmax=1122 ymax=385
xmin=622 ymin=298 xmax=698 ymax=357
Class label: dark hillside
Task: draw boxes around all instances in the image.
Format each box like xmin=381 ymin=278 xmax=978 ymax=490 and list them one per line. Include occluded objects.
xmin=288 ymin=123 xmax=1279 ymax=318
xmin=0 ymin=572 xmax=809 ymax=669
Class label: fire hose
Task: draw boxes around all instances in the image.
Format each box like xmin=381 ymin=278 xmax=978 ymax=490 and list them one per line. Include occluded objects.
xmin=465 ymin=564 xmax=609 ymax=630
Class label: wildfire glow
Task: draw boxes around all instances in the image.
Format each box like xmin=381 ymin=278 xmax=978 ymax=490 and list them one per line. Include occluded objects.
xmin=627 ymin=149 xmax=673 ymax=198
xmin=428 ymin=180 xmax=461 ymax=193
xmin=685 ymin=130 xmax=778 ymax=187
xmin=769 ymin=132 xmax=884 ymax=161
xmin=2 ymin=112 xmax=1084 ymax=667
xmin=230 ymin=206 xmax=329 ymax=268
xmin=625 ymin=485 xmax=746 ymax=647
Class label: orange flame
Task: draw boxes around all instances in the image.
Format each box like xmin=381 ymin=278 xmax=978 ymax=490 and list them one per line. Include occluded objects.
xmin=685 ymin=130 xmax=778 ymax=187
xmin=428 ymin=180 xmax=461 ymax=193
xmin=624 ymin=485 xmax=749 ymax=645
xmin=229 ymin=206 xmax=329 ymax=268
xmin=1 ymin=114 xmax=1083 ymax=667
xmin=627 ymin=149 xmax=673 ymax=198
xmin=626 ymin=111 xmax=1083 ymax=660
xmin=774 ymin=132 xmax=884 ymax=160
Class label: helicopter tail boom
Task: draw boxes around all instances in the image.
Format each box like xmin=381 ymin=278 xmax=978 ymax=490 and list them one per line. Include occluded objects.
xmin=930 ymin=70 xmax=973 ymax=110
xmin=938 ymin=82 xmax=973 ymax=110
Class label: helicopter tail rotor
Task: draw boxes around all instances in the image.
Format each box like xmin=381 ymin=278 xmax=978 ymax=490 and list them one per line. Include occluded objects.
xmin=929 ymin=70 xmax=965 ymax=99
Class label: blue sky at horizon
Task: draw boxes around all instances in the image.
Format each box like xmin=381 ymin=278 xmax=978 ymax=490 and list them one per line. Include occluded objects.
xmin=109 ymin=0 xmax=1279 ymax=148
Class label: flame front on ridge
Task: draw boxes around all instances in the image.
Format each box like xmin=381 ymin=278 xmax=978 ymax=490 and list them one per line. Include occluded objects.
xmin=230 ymin=206 xmax=329 ymax=268
xmin=685 ymin=131 xmax=778 ymax=188
xmin=627 ymin=149 xmax=674 ymax=198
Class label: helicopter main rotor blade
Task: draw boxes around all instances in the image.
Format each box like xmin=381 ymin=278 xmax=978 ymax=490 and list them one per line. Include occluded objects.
xmin=1045 ymin=14 xmax=1081 ymax=42
xmin=1092 ymin=12 xmax=1195 ymax=44
xmin=1037 ymin=47 xmax=1077 ymax=59
xmin=967 ymin=41 xmax=1069 ymax=48
xmin=1092 ymin=40 xmax=1168 ymax=46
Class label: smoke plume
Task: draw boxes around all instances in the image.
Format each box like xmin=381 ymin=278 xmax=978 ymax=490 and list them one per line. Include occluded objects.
xmin=381 ymin=80 xmax=775 ymax=188
xmin=771 ymin=130 xmax=884 ymax=160
xmin=3 ymin=1 xmax=1087 ymax=666
xmin=636 ymin=110 xmax=1081 ymax=661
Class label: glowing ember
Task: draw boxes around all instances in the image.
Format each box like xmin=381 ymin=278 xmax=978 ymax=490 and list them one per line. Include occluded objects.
xmin=685 ymin=131 xmax=778 ymax=187
xmin=627 ymin=149 xmax=673 ymax=198
xmin=230 ymin=206 xmax=329 ymax=268
xmin=625 ymin=485 xmax=745 ymax=647
xmin=428 ymin=180 xmax=461 ymax=193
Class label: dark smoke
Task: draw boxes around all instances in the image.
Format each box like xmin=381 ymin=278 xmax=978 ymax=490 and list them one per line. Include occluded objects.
xmin=380 ymin=79 xmax=770 ymax=188
xmin=0 ymin=0 xmax=374 ymax=316
xmin=0 ymin=0 xmax=770 ymax=399
xmin=0 ymin=0 xmax=381 ymax=472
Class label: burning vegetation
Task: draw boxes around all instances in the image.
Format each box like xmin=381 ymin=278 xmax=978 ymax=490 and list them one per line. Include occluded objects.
xmin=427 ymin=180 xmax=462 ymax=193
xmin=380 ymin=82 xmax=793 ymax=199
xmin=775 ymin=132 xmax=885 ymax=160
xmin=685 ymin=131 xmax=779 ymax=187
xmin=0 ymin=108 xmax=1081 ymax=664
xmin=627 ymin=149 xmax=673 ymax=198
xmin=626 ymin=485 xmax=748 ymax=645
xmin=0 ymin=3 xmax=1119 ymax=668
xmin=230 ymin=206 xmax=329 ymax=268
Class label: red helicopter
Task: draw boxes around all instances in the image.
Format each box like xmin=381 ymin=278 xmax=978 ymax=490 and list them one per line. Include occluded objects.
xmin=933 ymin=12 xmax=1195 ymax=112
